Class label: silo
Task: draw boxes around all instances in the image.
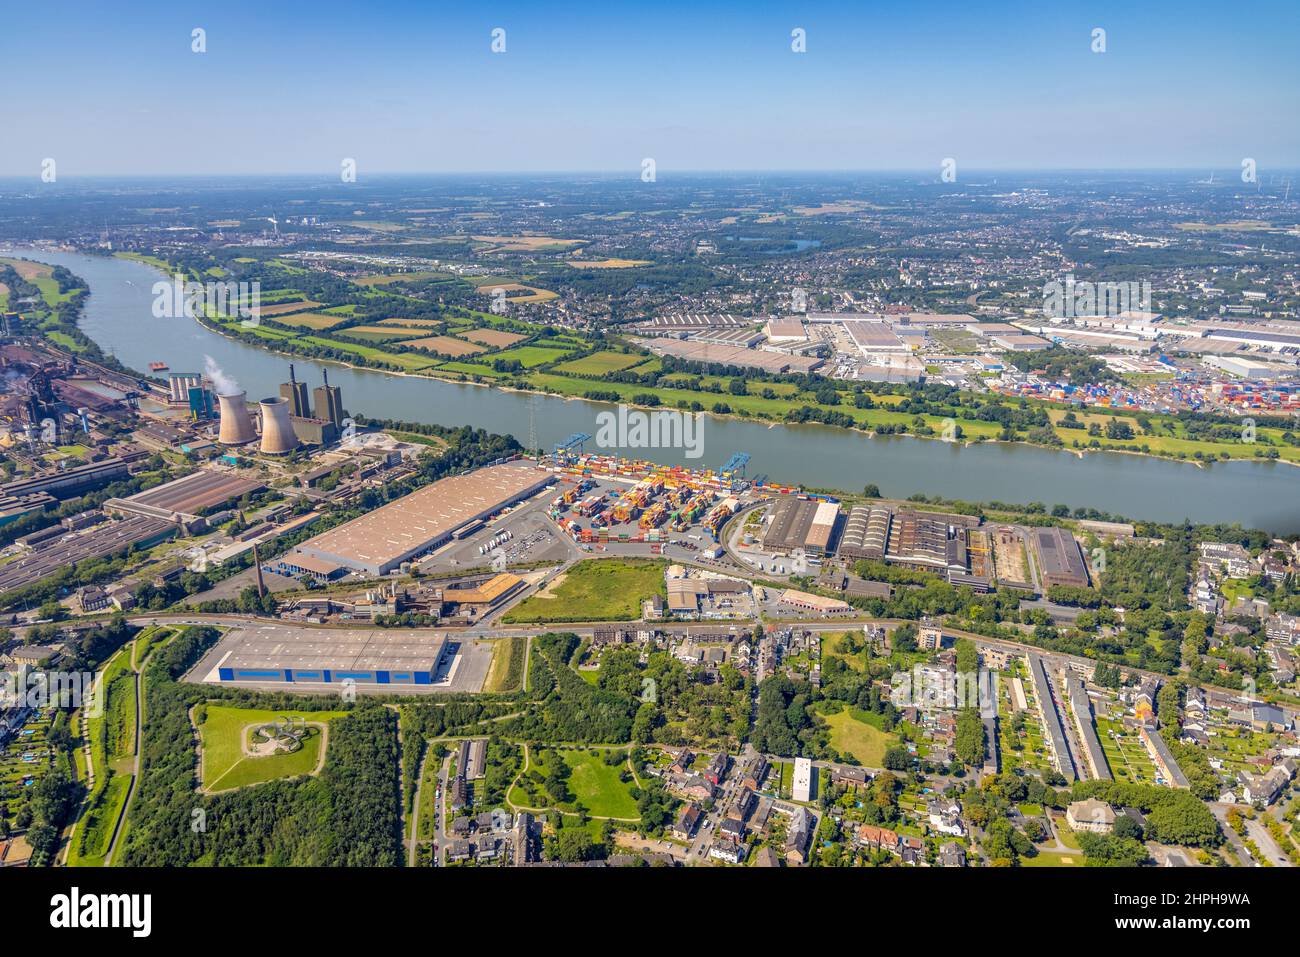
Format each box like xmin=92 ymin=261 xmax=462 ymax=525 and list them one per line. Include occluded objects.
xmin=216 ymin=392 xmax=257 ymax=446
xmin=258 ymin=397 xmax=300 ymax=455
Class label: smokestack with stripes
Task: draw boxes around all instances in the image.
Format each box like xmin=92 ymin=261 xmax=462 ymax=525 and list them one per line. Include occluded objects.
xmin=216 ymin=391 xmax=257 ymax=446
xmin=258 ymin=396 xmax=299 ymax=455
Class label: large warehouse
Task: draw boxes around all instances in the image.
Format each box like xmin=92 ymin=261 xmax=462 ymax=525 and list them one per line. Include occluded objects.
xmin=105 ymin=469 xmax=265 ymax=524
xmin=1032 ymin=526 xmax=1090 ymax=590
xmin=293 ymin=462 xmax=552 ymax=575
xmin=838 ymin=505 xmax=891 ymax=561
xmin=208 ymin=623 xmax=449 ymax=686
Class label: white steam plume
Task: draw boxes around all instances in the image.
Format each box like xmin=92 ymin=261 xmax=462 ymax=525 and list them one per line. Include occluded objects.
xmin=204 ymin=354 xmax=240 ymax=396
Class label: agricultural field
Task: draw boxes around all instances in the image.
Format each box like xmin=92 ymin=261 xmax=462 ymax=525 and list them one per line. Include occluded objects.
xmin=197 ymin=704 xmax=345 ymax=792
xmin=470 ymin=234 xmax=584 ymax=253
xmin=254 ymin=298 xmax=323 ymax=316
xmin=462 ymin=327 xmax=527 ymax=348
xmin=377 ymin=316 xmax=443 ymax=328
xmin=502 ymin=559 xmax=666 ymax=624
xmin=273 ymin=311 xmax=349 ymax=330
xmin=435 ymin=360 xmax=511 ymax=378
xmin=567 ymin=258 xmax=651 ymax=269
xmin=355 ymin=271 xmax=456 ymax=286
xmin=403 ymin=335 xmax=486 ymax=357
xmin=553 ymin=351 xmax=648 ymax=376
xmin=298 ymin=336 xmax=440 ymax=370
xmin=336 ymin=325 xmax=428 ymax=343
xmin=488 ymin=345 xmax=574 ymax=368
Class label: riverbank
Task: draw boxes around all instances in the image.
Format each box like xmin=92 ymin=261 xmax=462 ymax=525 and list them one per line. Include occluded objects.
xmin=12 ymin=246 xmax=1300 ymax=530
xmin=192 ymin=304 xmax=1291 ymax=473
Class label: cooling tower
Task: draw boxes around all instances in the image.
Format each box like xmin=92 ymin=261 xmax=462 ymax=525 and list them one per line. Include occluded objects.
xmin=216 ymin=392 xmax=257 ymax=446
xmin=258 ymin=397 xmax=300 ymax=455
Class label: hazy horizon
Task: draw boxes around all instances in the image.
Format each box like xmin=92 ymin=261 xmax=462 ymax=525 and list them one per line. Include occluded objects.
xmin=3 ymin=0 xmax=1297 ymax=178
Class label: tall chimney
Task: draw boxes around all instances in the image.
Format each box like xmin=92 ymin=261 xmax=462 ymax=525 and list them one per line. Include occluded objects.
xmin=216 ymin=391 xmax=257 ymax=446
xmin=253 ymin=542 xmax=266 ymax=599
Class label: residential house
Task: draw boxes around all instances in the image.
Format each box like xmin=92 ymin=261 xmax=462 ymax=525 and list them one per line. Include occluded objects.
xmin=784 ymin=806 xmax=813 ymax=865
xmin=708 ymin=841 xmax=745 ymax=864
xmin=1065 ymin=798 xmax=1116 ymax=833
xmin=1240 ymin=761 xmax=1295 ymax=806
xmin=939 ymin=843 xmax=967 ymax=867
xmin=927 ymin=798 xmax=966 ymax=837
xmin=668 ymin=748 xmax=695 ymax=775
xmin=667 ymin=773 xmax=715 ymax=802
xmin=718 ymin=815 xmax=746 ymax=846
xmin=831 ymin=766 xmax=870 ymax=791
xmin=753 ymin=846 xmax=780 ymax=867
xmin=704 ymin=751 xmax=729 ymax=786
xmin=672 ymin=803 xmax=703 ymax=841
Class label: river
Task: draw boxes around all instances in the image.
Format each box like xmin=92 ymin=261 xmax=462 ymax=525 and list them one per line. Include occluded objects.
xmin=7 ymin=247 xmax=1299 ymax=532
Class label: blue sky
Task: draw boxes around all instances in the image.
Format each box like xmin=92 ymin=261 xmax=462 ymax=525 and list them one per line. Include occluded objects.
xmin=1 ymin=0 xmax=1297 ymax=175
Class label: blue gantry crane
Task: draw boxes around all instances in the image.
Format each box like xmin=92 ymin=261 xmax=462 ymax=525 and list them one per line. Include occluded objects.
xmin=553 ymin=431 xmax=592 ymax=464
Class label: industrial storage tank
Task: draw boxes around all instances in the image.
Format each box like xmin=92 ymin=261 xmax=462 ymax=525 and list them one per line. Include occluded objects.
xmin=258 ymin=397 xmax=300 ymax=455
xmin=216 ymin=391 xmax=258 ymax=446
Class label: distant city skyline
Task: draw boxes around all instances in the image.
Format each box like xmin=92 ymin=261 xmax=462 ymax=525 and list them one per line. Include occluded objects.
xmin=2 ymin=0 xmax=1298 ymax=177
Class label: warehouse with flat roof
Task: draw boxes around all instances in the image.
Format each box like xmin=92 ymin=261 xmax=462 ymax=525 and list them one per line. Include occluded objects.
xmin=760 ymin=497 xmax=821 ymax=554
xmin=805 ymin=502 xmax=841 ymax=555
xmin=294 ymin=463 xmax=552 ymax=575
xmin=209 ymin=623 xmax=449 ymax=686
xmin=1033 ymin=526 xmax=1090 ymax=590
xmin=105 ymin=469 xmax=265 ymax=524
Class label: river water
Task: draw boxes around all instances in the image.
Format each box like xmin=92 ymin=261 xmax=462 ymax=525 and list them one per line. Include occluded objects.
xmin=8 ymin=247 xmax=1299 ymax=532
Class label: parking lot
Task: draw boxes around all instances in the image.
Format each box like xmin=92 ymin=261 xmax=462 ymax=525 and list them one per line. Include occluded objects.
xmin=420 ymin=491 xmax=580 ymax=573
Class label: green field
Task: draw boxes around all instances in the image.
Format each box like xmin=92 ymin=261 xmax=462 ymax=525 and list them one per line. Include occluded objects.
xmin=67 ymin=775 xmax=130 ymax=867
xmin=336 ymin=325 xmax=428 ymax=343
xmin=502 ymin=559 xmax=666 ymax=624
xmin=820 ymin=707 xmax=896 ymax=766
xmin=553 ymin=351 xmax=648 ymax=375
xmin=484 ymin=636 xmax=527 ymax=693
xmin=509 ymin=747 xmax=639 ymax=819
xmin=821 ymin=631 xmax=867 ymax=671
xmin=488 ymin=345 xmax=576 ymax=368
xmin=297 ymin=336 xmax=440 ymax=370
xmin=435 ymin=360 xmax=511 ymax=377
xmin=198 ymin=705 xmax=345 ymax=792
